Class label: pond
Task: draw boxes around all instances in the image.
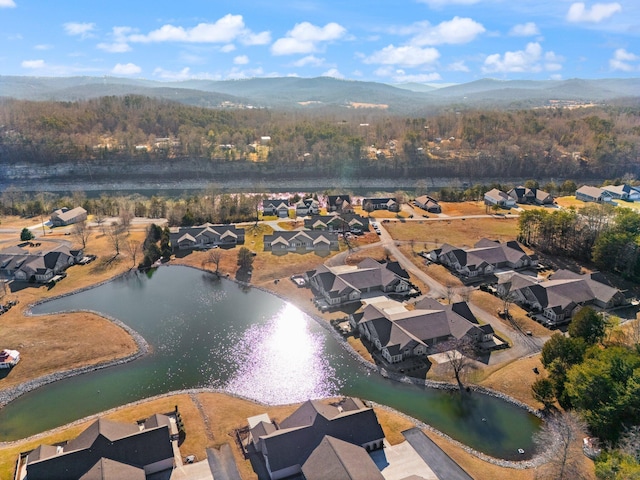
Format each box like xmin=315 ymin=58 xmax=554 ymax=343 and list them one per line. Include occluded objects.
xmin=0 ymin=266 xmax=540 ymax=459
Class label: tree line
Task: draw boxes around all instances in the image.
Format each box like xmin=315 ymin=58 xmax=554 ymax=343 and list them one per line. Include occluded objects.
xmin=518 ymin=204 xmax=640 ymax=280
xmin=1 ymin=95 xmax=638 ymax=179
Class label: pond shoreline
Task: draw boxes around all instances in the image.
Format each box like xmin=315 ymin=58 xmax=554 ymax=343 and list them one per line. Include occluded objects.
xmin=0 ymin=265 xmax=548 ymax=469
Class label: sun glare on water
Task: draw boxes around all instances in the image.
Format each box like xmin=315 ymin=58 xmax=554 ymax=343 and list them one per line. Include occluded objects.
xmin=224 ymin=303 xmax=340 ymax=404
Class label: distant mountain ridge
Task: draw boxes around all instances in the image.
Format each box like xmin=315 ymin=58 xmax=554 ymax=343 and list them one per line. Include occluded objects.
xmin=1 ymin=75 xmax=638 ymax=112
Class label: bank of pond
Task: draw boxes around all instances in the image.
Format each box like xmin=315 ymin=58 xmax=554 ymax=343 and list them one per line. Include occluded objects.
xmin=0 ymin=265 xmax=540 ymax=460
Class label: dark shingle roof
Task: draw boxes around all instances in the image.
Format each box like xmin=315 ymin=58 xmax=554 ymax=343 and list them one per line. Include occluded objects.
xmin=302 ymin=435 xmax=384 ymax=480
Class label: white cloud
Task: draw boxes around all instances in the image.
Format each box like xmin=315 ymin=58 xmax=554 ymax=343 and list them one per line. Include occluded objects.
xmin=322 ymin=68 xmax=344 ymax=78
xmin=271 ymin=22 xmax=346 ymax=55
xmin=21 ymin=59 xmax=45 ymax=69
xmin=63 ymin=22 xmax=96 ymax=38
xmin=98 ymin=26 xmax=133 ymax=53
xmin=365 ymin=45 xmax=440 ymax=67
xmin=0 ymin=0 xmax=17 ymax=8
xmin=293 ymin=55 xmax=326 ymax=67
xmin=566 ymin=2 xmax=622 ymax=22
xmin=129 ymin=14 xmax=270 ymax=46
xmin=410 ymin=17 xmax=485 ymax=46
xmin=112 ymin=62 xmax=141 ymax=75
xmin=610 ymin=48 xmax=639 ymax=71
xmin=483 ymin=42 xmax=564 ymax=73
xmin=509 ymin=22 xmax=540 ymax=36
xmin=226 ymin=66 xmax=265 ymax=79
xmin=34 ymin=44 xmax=53 ymax=50
xmin=220 ymin=44 xmax=236 ymax=53
xmin=234 ymin=55 xmax=249 ymax=65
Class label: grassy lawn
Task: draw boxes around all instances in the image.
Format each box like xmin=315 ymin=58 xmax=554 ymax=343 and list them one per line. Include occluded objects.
xmin=555 ymin=195 xmax=585 ymax=208
xmin=385 ymin=217 xmax=520 ymax=248
xmin=438 ymin=201 xmax=491 ymax=216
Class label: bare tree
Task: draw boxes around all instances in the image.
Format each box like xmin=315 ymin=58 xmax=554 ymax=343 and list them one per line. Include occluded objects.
xmin=207 ymin=249 xmax=223 ymax=274
xmin=498 ymin=286 xmax=517 ymax=319
xmin=444 ymin=282 xmax=456 ymax=304
xmin=71 ymin=220 xmax=91 ymax=249
xmin=459 ymin=287 xmax=473 ymax=303
xmin=106 ymin=222 xmax=125 ymax=256
xmin=119 ymin=209 xmax=134 ymax=234
xmin=533 ymin=411 xmax=589 ymax=480
xmin=438 ymin=337 xmax=475 ymax=392
xmin=124 ymin=238 xmax=141 ymax=268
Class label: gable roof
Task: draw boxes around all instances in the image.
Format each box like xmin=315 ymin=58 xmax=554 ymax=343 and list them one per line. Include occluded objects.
xmin=79 ymin=458 xmax=146 ymax=480
xmin=302 ymin=435 xmax=384 ymax=480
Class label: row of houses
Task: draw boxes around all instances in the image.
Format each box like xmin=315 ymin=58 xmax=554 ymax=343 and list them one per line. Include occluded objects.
xmin=350 ymin=297 xmax=495 ymax=364
xmin=264 ymin=231 xmax=340 ymax=253
xmin=575 ymin=184 xmax=640 ymax=204
xmin=484 ymin=186 xmax=554 ymax=208
xmin=428 ymin=239 xmax=538 ymax=279
xmin=0 ymin=244 xmax=84 ymax=283
xmin=169 ymin=224 xmax=245 ymax=251
xmin=497 ymin=269 xmax=627 ymax=326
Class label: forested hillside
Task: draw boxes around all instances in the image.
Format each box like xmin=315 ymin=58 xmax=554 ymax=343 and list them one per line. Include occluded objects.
xmin=1 ymin=95 xmax=638 ymax=180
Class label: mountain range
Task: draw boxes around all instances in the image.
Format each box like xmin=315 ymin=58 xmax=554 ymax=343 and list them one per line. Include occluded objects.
xmin=1 ymin=75 xmax=639 ymax=113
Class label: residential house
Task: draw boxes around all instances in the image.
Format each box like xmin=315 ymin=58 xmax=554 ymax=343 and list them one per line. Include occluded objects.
xmin=484 ymin=189 xmax=516 ymax=208
xmin=294 ymin=197 xmax=320 ymax=217
xmin=350 ymin=298 xmax=490 ymax=364
xmin=304 ymin=214 xmax=369 ymax=234
xmin=327 ymin=195 xmax=354 ymax=214
xmin=262 ymin=199 xmax=290 ymax=218
xmin=429 ymin=239 xmax=537 ymax=279
xmin=507 ymin=186 xmax=554 ymax=205
xmin=362 ymin=197 xmax=399 ymax=212
xmin=169 ymin=224 xmax=245 ymax=251
xmin=301 ymin=436 xmax=385 ymax=480
xmin=264 ymin=231 xmax=339 ymax=253
xmin=413 ymin=195 xmax=442 ymax=213
xmin=0 ymin=244 xmax=83 ymax=283
xmin=307 ymin=258 xmax=411 ymax=307
xmin=50 ymin=207 xmax=87 ymax=227
xmin=247 ymin=397 xmax=384 ymax=480
xmin=498 ymin=269 xmax=627 ymax=325
xmin=575 ymin=186 xmax=614 ymax=203
xmin=22 ymin=414 xmax=176 ymax=480
xmin=601 ymin=184 xmax=640 ymax=201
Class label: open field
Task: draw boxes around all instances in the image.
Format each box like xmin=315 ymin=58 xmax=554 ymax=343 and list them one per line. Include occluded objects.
xmin=555 ymin=195 xmax=585 ymax=209
xmin=438 ymin=201 xmax=491 ymax=216
xmin=385 ymin=217 xmax=520 ymax=248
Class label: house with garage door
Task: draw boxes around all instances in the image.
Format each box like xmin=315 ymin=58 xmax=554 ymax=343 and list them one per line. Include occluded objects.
xmin=262 ymin=199 xmax=290 ymax=217
xmin=169 ymin=224 xmax=245 ymax=251
xmin=575 ymin=185 xmax=615 ymax=204
xmin=414 ymin=194 xmax=441 ymax=213
xmin=264 ymin=231 xmax=339 ymax=253
xmin=484 ymin=188 xmax=516 ymax=208
xmin=304 ymin=214 xmax=369 ymax=234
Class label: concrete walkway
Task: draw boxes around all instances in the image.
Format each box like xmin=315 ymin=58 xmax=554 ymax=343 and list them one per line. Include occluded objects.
xmin=402 ymin=428 xmax=473 ymax=480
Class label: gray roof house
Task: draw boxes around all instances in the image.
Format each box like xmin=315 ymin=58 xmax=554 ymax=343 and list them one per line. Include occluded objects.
xmin=304 ymin=214 xmax=369 ymax=233
xmin=507 ymin=186 xmax=554 ymax=205
xmin=362 ymin=197 xmax=399 ymax=212
xmin=294 ymin=198 xmax=320 ymax=217
xmin=23 ymin=414 xmax=175 ymax=480
xmin=307 ymin=258 xmax=411 ymax=307
xmin=264 ymin=231 xmax=339 ymax=254
xmin=575 ymin=185 xmax=615 ymax=203
xmin=248 ymin=397 xmax=385 ymax=480
xmin=0 ymin=244 xmax=82 ymax=283
xmin=170 ymin=224 xmax=245 ymax=251
xmin=262 ymin=199 xmax=290 ymax=218
xmin=601 ymin=184 xmax=640 ymax=201
xmin=414 ymin=195 xmax=442 ymax=213
xmin=429 ymin=239 xmax=537 ymax=279
xmin=499 ymin=269 xmax=627 ymax=326
xmin=350 ymin=298 xmax=489 ymax=364
xmin=327 ymin=195 xmax=354 ymax=213
xmin=50 ymin=207 xmax=88 ymax=227
xmin=484 ymin=189 xmax=516 ymax=208
xmin=301 ymin=435 xmax=385 ymax=480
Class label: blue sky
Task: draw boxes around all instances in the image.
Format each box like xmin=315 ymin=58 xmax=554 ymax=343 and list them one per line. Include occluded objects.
xmin=1 ymin=0 xmax=639 ymax=84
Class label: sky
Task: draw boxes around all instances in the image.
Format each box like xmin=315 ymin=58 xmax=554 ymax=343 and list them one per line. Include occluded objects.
xmin=1 ymin=0 xmax=639 ymax=85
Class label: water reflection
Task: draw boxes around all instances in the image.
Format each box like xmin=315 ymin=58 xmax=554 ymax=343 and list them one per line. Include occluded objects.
xmin=225 ymin=303 xmax=340 ymax=403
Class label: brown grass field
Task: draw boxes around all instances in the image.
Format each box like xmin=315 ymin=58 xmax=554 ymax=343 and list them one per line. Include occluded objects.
xmin=0 ymin=214 xmax=593 ymax=479
xmin=385 ymin=217 xmax=520 ymax=248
